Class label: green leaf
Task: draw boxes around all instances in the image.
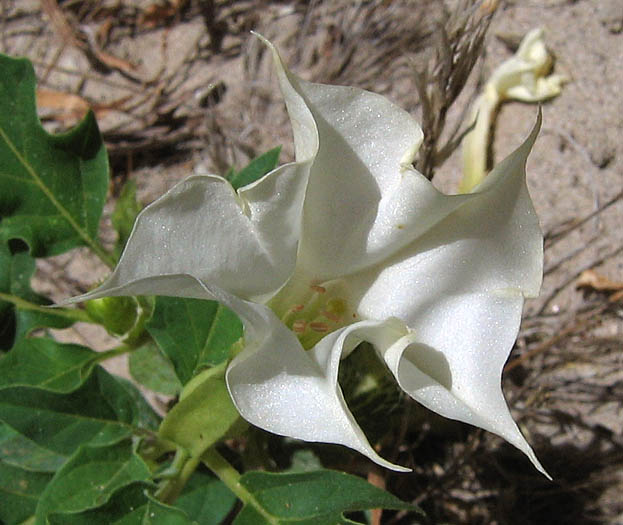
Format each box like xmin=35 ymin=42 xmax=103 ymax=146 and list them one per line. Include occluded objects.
xmin=0 ymin=338 xmax=98 ymax=392
xmin=0 ymin=242 xmax=73 ymax=350
xmin=0 ymin=422 xmax=65 ymax=472
xmin=111 ymin=179 xmax=142 ymax=259
xmin=158 ymin=364 xmax=243 ymax=458
xmin=146 ymin=297 xmax=242 ymax=385
xmin=0 ymin=54 xmax=109 ymax=259
xmin=35 ymin=442 xmax=151 ymax=522
xmin=0 ymin=367 xmax=158 ymax=457
xmin=229 ymin=146 xmax=281 ymax=190
xmin=129 ymin=342 xmax=181 ymax=396
xmin=0 ymin=458 xmax=53 ymax=524
xmin=235 ymin=470 xmax=422 ymax=524
xmin=175 ymin=471 xmax=236 ymax=524
xmin=47 ymin=484 xmax=194 ymax=525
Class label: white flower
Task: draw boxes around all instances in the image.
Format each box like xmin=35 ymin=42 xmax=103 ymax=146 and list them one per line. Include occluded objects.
xmin=75 ymin=37 xmax=547 ymax=476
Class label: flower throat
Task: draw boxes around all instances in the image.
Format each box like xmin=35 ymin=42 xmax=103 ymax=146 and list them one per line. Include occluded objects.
xmin=267 ymin=277 xmax=357 ymax=350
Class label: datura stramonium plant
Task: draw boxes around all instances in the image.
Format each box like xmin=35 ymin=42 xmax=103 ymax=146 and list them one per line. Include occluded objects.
xmin=73 ymin=37 xmax=548 ymax=477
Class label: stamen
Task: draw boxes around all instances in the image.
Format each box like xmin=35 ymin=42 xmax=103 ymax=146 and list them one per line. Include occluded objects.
xmin=321 ymin=310 xmax=341 ymax=322
xmin=292 ymin=320 xmax=307 ymax=333
xmin=309 ymin=322 xmax=329 ymax=333
xmin=310 ymin=284 xmax=326 ymax=294
xmin=290 ymin=304 xmax=305 ymax=312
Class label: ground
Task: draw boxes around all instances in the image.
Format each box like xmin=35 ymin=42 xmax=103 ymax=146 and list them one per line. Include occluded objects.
xmin=2 ymin=1 xmax=622 ymax=523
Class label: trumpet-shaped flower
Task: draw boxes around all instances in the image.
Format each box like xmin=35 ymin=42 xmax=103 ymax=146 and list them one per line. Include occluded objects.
xmin=74 ymin=38 xmax=547 ymax=476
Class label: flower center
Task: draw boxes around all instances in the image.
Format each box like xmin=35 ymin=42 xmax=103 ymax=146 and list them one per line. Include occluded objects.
xmin=267 ymin=277 xmax=358 ymax=350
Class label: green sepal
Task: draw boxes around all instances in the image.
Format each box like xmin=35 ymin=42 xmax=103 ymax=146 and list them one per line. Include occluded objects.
xmin=158 ymin=362 xmax=245 ymax=459
xmin=111 ymin=179 xmax=142 ymax=260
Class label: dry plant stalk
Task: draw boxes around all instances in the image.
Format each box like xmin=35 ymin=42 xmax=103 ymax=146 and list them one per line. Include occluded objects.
xmin=414 ymin=0 xmax=495 ymax=180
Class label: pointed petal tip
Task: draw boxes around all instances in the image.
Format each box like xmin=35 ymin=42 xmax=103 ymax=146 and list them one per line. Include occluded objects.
xmin=363 ymin=447 xmax=411 ymax=473
xmin=525 ymin=445 xmax=552 ymax=480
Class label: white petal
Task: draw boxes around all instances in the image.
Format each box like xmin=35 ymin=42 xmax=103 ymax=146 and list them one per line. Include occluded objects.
xmin=266 ymin=53 xmax=473 ymax=279
xmin=76 ymin=38 xmax=321 ymax=305
xmin=83 ymin=168 xmax=310 ymax=303
xmin=381 ymin=292 xmax=549 ymax=478
xmin=227 ymin=319 xmax=412 ymax=472
xmin=256 ymin=34 xmax=319 ymax=163
xmin=349 ymin=121 xmax=547 ymax=475
xmin=353 ymin=116 xmax=543 ymax=314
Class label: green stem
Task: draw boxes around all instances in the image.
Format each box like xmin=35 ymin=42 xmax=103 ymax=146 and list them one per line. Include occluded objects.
xmin=155 ymin=449 xmax=202 ymax=504
xmin=95 ymin=344 xmax=134 ymax=362
xmin=202 ymin=447 xmax=278 ymax=524
xmin=0 ymin=292 xmax=92 ymax=322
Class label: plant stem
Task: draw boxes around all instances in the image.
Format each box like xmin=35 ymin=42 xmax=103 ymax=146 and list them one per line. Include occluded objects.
xmin=95 ymin=344 xmax=134 ymax=362
xmin=0 ymin=292 xmax=92 ymax=322
xmin=155 ymin=450 xmax=202 ymax=504
xmin=202 ymin=447 xmax=278 ymax=524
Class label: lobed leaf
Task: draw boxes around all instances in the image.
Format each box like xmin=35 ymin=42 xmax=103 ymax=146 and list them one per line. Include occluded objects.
xmin=44 ymin=471 xmax=235 ymax=525
xmin=0 ymin=242 xmax=73 ymax=350
xmin=35 ymin=442 xmax=151 ymax=522
xmin=0 ymin=366 xmax=159 ymax=457
xmin=0 ymin=337 xmax=98 ymax=393
xmin=0 ymin=54 xmax=109 ymax=258
xmin=235 ymin=469 xmax=422 ymax=524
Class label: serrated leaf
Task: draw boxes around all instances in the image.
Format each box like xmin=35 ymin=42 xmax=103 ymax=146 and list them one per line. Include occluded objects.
xmin=175 ymin=470 xmax=236 ymax=524
xmin=35 ymin=442 xmax=151 ymax=522
xmin=0 ymin=337 xmax=98 ymax=392
xmin=0 ymin=53 xmax=109 ymax=257
xmin=234 ymin=470 xmax=422 ymax=524
xmin=0 ymin=458 xmax=53 ymax=525
xmin=129 ymin=342 xmax=181 ymax=396
xmin=146 ymin=297 xmax=242 ymax=385
xmin=0 ymin=366 xmax=158 ymax=457
xmin=112 ymin=179 xmax=142 ymax=259
xmin=158 ymin=363 xmax=242 ymax=458
xmin=0 ymin=422 xmax=65 ymax=472
xmin=0 ymin=242 xmax=73 ymax=350
xmin=229 ymin=146 xmax=281 ymax=190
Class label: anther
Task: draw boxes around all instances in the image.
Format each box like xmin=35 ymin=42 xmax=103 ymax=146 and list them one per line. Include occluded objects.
xmin=309 ymin=322 xmax=329 ymax=333
xmin=310 ymin=284 xmax=326 ymax=294
xmin=290 ymin=304 xmax=305 ymax=312
xmin=321 ymin=310 xmax=341 ymax=322
xmin=292 ymin=320 xmax=307 ymax=333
